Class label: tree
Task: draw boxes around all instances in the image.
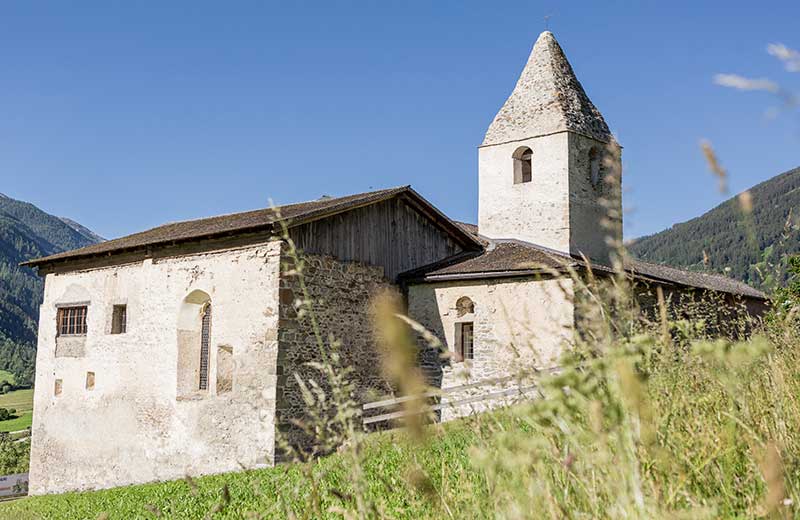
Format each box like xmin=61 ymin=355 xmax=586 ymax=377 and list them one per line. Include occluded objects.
xmin=0 ymin=434 xmax=29 ymax=475
xmin=766 ymin=255 xmax=800 ymax=326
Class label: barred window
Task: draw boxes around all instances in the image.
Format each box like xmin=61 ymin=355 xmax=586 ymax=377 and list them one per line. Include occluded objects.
xmin=199 ymin=303 xmax=212 ymax=391
xmin=456 ymin=322 xmax=474 ymax=362
xmin=57 ymin=306 xmax=88 ymax=336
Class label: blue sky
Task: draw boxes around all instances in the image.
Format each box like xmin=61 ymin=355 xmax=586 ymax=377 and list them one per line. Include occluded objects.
xmin=1 ymin=1 xmax=798 ymax=240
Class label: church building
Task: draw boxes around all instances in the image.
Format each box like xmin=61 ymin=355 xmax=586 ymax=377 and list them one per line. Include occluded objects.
xmin=23 ymin=32 xmax=766 ymax=495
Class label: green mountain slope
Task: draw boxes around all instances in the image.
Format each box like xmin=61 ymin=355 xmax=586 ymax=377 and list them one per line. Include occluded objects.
xmin=629 ymin=166 xmax=800 ymax=290
xmin=0 ymin=194 xmax=101 ymax=385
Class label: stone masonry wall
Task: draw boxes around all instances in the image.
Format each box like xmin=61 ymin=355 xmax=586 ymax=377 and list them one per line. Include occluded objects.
xmin=407 ymin=276 xmax=575 ymax=421
xmin=275 ymin=251 xmax=395 ymax=458
xmin=478 ymin=132 xmax=571 ymax=250
xmin=567 ymin=132 xmax=622 ymax=265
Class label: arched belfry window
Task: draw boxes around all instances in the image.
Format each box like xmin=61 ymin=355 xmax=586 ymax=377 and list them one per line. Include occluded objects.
xmin=589 ymin=147 xmax=604 ymax=188
xmin=513 ymin=146 xmax=533 ymax=184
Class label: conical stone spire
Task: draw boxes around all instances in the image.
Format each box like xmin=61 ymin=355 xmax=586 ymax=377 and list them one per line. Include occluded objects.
xmin=482 ymin=31 xmax=613 ymax=146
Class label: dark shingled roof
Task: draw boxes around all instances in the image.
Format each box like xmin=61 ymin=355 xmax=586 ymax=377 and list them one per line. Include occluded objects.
xmin=23 ymin=186 xmax=481 ymax=268
xmin=23 ymin=184 xmax=766 ymax=300
xmin=403 ymin=238 xmax=767 ymax=300
xmin=625 ymin=259 xmax=767 ymax=300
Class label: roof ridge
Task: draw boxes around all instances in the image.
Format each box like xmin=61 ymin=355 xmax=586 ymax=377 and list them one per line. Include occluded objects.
xmin=629 ymin=258 xmax=758 ymax=286
xmin=408 ymin=239 xmax=766 ymax=300
xmin=122 ymin=186 xmax=410 ymax=234
xmin=23 ymin=185 xmax=479 ymax=269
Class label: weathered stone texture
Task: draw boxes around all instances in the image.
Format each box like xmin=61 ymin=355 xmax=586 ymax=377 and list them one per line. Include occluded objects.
xmin=478 ymin=126 xmax=622 ymax=265
xmin=478 ymin=31 xmax=622 ymax=265
xmin=567 ymin=132 xmax=623 ymax=264
xmin=54 ymin=336 xmax=86 ymax=358
xmin=482 ymin=31 xmax=613 ymax=147
xmin=29 ymin=241 xmax=282 ymax=495
xmin=407 ymin=276 xmax=574 ymax=421
xmin=275 ymin=251 xmax=395 ymax=457
xmin=479 ymin=132 xmax=571 ymax=250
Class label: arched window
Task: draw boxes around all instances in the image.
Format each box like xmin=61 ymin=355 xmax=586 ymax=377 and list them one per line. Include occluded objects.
xmin=513 ymin=146 xmax=533 ymax=184
xmin=177 ymin=290 xmax=212 ymax=397
xmin=589 ymin=147 xmax=604 ymax=188
xmin=454 ymin=296 xmax=475 ymax=362
xmin=455 ymin=296 xmax=475 ymax=317
xmin=199 ymin=302 xmax=212 ymax=391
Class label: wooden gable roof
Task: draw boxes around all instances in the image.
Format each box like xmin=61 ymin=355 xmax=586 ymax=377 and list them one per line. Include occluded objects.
xmin=23 ymin=187 xmax=482 ymax=272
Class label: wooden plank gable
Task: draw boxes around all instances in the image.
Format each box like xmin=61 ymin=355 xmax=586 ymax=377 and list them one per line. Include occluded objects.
xmin=289 ymin=195 xmax=467 ymax=281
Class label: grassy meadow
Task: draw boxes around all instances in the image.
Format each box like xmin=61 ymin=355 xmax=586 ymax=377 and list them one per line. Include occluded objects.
xmin=0 ymin=388 xmax=34 ymax=433
xmin=4 ymin=194 xmax=800 ymax=518
xmin=0 ymin=331 xmax=797 ymax=519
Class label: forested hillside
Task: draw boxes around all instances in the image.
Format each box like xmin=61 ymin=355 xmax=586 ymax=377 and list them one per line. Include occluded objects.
xmin=629 ymin=166 xmax=800 ymax=291
xmin=0 ymin=193 xmax=101 ymax=386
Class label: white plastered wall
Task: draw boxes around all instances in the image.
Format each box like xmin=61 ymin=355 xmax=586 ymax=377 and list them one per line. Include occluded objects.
xmin=478 ymin=131 xmax=622 ymax=265
xmin=478 ymin=133 xmax=570 ymax=250
xmin=407 ymin=276 xmax=574 ymax=421
xmin=28 ymin=241 xmax=282 ymax=495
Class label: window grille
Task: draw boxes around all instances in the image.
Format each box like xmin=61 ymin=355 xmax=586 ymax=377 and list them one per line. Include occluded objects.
xmin=57 ymin=306 xmax=88 ymax=336
xmin=457 ymin=322 xmax=474 ymax=361
xmin=199 ymin=303 xmax=212 ymax=391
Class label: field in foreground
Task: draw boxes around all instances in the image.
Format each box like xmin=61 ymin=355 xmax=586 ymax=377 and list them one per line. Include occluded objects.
xmin=2 ymin=332 xmax=799 ymax=520
xmin=0 ymin=388 xmax=34 ymax=411
xmin=0 ymin=419 xmax=486 ymax=520
xmin=0 ymin=389 xmax=34 ymax=432
xmin=0 ymin=411 xmax=32 ymax=433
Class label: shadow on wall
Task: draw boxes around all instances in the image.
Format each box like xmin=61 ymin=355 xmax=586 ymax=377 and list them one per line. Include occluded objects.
xmin=177 ymin=289 xmax=212 ymax=398
xmin=272 ymin=254 xmax=446 ymax=460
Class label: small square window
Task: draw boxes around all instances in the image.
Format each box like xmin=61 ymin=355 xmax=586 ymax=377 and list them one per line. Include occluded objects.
xmin=57 ymin=306 xmax=88 ymax=336
xmin=54 ymin=378 xmax=63 ymax=396
xmin=111 ymin=305 xmax=127 ymax=334
xmin=86 ymin=372 xmax=95 ymax=390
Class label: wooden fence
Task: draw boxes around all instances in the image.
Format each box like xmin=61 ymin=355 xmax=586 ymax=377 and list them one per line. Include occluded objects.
xmin=362 ymin=367 xmax=562 ymax=427
xmin=3 ymin=428 xmax=31 ymax=444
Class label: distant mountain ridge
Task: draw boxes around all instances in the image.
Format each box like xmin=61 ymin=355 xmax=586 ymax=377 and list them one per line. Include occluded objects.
xmin=629 ymin=166 xmax=800 ymax=291
xmin=58 ymin=217 xmax=105 ymax=244
xmin=0 ymin=194 xmax=102 ymax=385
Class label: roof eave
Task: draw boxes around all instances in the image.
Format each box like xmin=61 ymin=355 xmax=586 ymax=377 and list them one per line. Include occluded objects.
xmin=404 ymin=261 xmax=768 ymax=301
xmin=22 ymin=185 xmax=483 ymax=271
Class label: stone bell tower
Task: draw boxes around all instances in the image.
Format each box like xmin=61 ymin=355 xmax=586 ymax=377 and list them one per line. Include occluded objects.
xmin=478 ymin=31 xmax=622 ymax=265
